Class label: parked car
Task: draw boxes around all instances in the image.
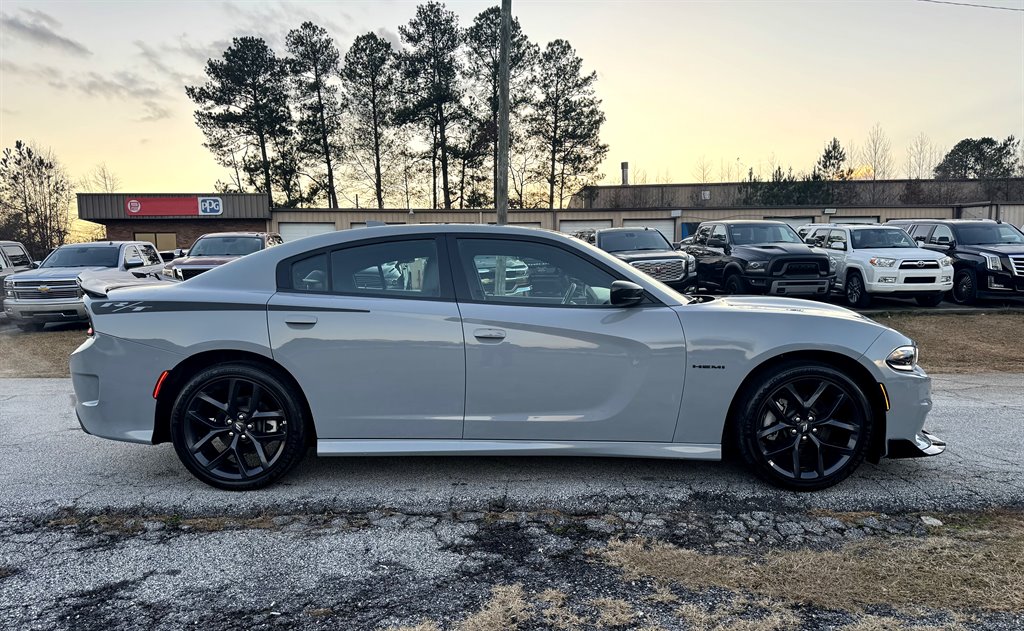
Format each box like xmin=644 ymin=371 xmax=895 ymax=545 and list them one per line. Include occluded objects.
xmin=680 ymin=220 xmax=835 ymax=296
xmin=888 ymin=219 xmax=1024 ymax=304
xmin=163 ymin=232 xmax=282 ymax=281
xmin=71 ymin=224 xmax=942 ymax=492
xmin=0 ymin=240 xmax=35 ymax=316
xmin=3 ymin=241 xmax=161 ymax=331
xmin=804 ymin=224 xmax=954 ymax=308
xmin=574 ymin=227 xmax=697 ymax=291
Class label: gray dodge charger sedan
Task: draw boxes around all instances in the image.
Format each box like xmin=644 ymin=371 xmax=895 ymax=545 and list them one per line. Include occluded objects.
xmin=71 ymin=225 xmax=944 ymax=491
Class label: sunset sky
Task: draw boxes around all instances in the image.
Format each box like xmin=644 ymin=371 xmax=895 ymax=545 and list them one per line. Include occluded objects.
xmin=1 ymin=0 xmax=1022 ymax=196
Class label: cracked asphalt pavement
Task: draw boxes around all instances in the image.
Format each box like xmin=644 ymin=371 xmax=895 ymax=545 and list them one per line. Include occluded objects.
xmin=0 ymin=373 xmax=1021 ymax=519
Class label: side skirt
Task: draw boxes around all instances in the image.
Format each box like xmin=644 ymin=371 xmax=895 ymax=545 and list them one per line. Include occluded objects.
xmin=317 ymin=439 xmax=721 ymax=460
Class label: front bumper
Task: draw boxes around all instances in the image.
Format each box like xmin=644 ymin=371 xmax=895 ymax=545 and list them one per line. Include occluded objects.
xmin=4 ymin=297 xmax=88 ymax=323
xmin=887 ymin=429 xmax=946 ymax=458
xmin=978 ymin=269 xmax=1024 ymax=296
xmin=864 ymin=268 xmax=953 ymax=294
xmin=70 ymin=332 xmax=184 ymax=444
xmin=745 ymin=274 xmax=832 ymax=296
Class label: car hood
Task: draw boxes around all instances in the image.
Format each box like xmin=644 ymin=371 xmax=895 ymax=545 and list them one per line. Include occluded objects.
xmin=680 ymin=295 xmax=879 ymax=325
xmin=609 ymin=250 xmax=687 ymax=262
xmin=7 ymin=266 xmax=111 ymax=282
xmin=736 ymin=243 xmax=827 ymax=257
xmin=854 ymin=247 xmax=947 ymax=260
xmin=168 ymin=256 xmax=239 ymax=267
xmin=960 ymin=243 xmax=1024 ymax=256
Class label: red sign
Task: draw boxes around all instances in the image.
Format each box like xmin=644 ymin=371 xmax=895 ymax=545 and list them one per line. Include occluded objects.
xmin=124 ymin=196 xmax=223 ymax=217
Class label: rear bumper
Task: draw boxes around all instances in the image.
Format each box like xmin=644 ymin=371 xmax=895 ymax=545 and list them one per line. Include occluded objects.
xmin=4 ymin=298 xmax=88 ymax=323
xmin=70 ymin=333 xmax=184 ymax=444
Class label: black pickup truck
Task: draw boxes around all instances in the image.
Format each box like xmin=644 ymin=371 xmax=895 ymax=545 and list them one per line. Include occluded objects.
xmin=680 ymin=220 xmax=835 ymax=296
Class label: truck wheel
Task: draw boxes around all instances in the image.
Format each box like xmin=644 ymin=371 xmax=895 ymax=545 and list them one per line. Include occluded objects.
xmin=170 ymin=361 xmax=308 ymax=491
xmin=724 ymin=274 xmax=747 ymax=295
xmin=914 ymin=293 xmax=944 ymax=308
xmin=950 ymin=269 xmax=977 ymax=305
xmin=844 ymin=271 xmax=872 ymax=308
xmin=16 ymin=322 xmax=44 ymax=332
xmin=734 ymin=361 xmax=873 ymax=491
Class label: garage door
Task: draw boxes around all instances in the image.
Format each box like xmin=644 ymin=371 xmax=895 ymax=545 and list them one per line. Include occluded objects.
xmin=558 ymin=219 xmax=612 ymax=234
xmin=766 ymin=216 xmax=815 ymax=230
xmin=833 ymin=216 xmax=880 ymax=224
xmin=623 ymin=219 xmax=677 ymax=243
xmin=279 ymin=222 xmax=336 ymax=242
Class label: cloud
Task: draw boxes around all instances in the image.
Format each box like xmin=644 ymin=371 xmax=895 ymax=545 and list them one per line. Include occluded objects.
xmin=73 ymin=71 xmax=165 ymax=101
xmin=0 ymin=9 xmax=91 ymax=56
xmin=374 ymin=27 xmax=402 ymax=50
xmin=138 ymin=100 xmax=172 ymax=123
xmin=219 ymin=1 xmax=348 ymax=49
xmin=1 ymin=60 xmax=67 ymax=89
xmin=1 ymin=108 xmax=18 ymax=116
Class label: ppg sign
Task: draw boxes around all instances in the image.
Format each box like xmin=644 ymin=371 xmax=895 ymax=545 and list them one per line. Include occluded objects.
xmin=198 ymin=197 xmax=223 ymax=215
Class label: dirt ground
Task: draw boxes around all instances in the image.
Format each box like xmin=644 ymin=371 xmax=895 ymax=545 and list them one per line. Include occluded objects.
xmin=0 ymin=312 xmax=1021 ymax=378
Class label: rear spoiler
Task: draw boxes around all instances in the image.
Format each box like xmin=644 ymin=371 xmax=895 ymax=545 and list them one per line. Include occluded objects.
xmin=77 ymin=267 xmax=175 ymax=299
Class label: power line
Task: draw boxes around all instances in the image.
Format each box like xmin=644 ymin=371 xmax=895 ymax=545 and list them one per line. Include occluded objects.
xmin=915 ymin=0 xmax=1024 ymax=11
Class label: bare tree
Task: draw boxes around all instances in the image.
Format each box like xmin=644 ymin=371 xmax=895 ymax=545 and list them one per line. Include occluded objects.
xmin=0 ymin=141 xmax=72 ymax=257
xmin=904 ymin=132 xmax=938 ymax=179
xmin=691 ymin=155 xmax=713 ymax=183
xmin=860 ymin=123 xmax=894 ymax=180
xmin=84 ymin=163 xmax=122 ymax=193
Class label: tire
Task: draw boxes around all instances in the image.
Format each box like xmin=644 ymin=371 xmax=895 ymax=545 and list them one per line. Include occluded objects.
xmin=915 ymin=293 xmax=944 ymax=308
xmin=950 ymin=269 xmax=977 ymax=305
xmin=734 ymin=361 xmax=873 ymax=491
xmin=724 ymin=274 xmax=747 ymax=295
xmin=16 ymin=322 xmax=44 ymax=332
xmin=170 ymin=361 xmax=308 ymax=491
xmin=844 ymin=271 xmax=872 ymax=308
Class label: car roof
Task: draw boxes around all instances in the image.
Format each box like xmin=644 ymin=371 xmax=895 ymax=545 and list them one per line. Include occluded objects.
xmin=594 ymin=226 xmax=660 ymax=233
xmin=58 ymin=241 xmax=144 ymax=248
xmin=195 ymin=231 xmax=275 ymax=238
xmin=888 ymin=219 xmax=994 ymax=224
xmin=703 ymin=219 xmax=790 ymax=226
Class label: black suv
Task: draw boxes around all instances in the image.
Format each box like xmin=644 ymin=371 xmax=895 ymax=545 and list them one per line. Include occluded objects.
xmin=681 ymin=220 xmax=835 ymax=296
xmin=574 ymin=226 xmax=697 ymax=291
xmin=888 ymin=219 xmax=1024 ymax=304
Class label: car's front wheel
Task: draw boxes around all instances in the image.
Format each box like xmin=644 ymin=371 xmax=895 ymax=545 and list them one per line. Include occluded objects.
xmin=734 ymin=361 xmax=873 ymax=491
xmin=170 ymin=362 xmax=307 ymax=490
xmin=844 ymin=271 xmax=872 ymax=308
xmin=724 ymin=274 xmax=747 ymax=295
xmin=950 ymin=269 xmax=977 ymax=305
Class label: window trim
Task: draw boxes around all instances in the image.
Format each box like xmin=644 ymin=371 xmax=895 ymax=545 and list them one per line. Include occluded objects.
xmin=446 ymin=233 xmax=662 ymax=309
xmin=275 ymin=235 xmax=455 ymax=302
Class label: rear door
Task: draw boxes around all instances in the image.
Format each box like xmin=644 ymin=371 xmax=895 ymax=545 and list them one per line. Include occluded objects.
xmin=450 ymin=235 xmax=686 ymax=442
xmin=268 ymin=236 xmax=465 ymax=439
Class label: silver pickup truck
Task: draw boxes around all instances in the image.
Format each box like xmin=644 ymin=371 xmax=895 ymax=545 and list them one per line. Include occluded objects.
xmin=3 ymin=241 xmax=162 ymax=331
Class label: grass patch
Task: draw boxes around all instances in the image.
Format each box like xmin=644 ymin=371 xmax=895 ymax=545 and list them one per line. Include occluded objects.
xmin=871 ymin=313 xmax=1024 ymax=373
xmin=456 ymin=584 xmax=533 ymax=631
xmin=600 ymin=511 xmax=1024 ymax=612
xmin=589 ymin=597 xmax=636 ymax=628
xmin=0 ymin=326 xmax=84 ymax=377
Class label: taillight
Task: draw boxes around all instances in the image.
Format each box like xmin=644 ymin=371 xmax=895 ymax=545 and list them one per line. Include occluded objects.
xmin=86 ymin=325 xmax=94 ymax=337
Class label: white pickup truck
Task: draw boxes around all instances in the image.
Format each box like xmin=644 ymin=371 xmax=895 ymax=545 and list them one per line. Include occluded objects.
xmin=804 ymin=224 xmax=953 ymax=308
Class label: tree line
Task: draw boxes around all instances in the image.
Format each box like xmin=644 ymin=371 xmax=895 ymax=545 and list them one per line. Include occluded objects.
xmin=186 ymin=2 xmax=609 ymax=211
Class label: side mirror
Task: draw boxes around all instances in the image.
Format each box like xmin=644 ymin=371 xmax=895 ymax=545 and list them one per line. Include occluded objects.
xmin=914 ymin=235 xmax=926 ymax=242
xmin=830 ymin=242 xmax=847 ymax=251
xmin=125 ymin=258 xmax=144 ymax=270
xmin=175 ymin=249 xmax=187 ymax=258
xmin=707 ymin=237 xmax=727 ymax=248
xmin=610 ymin=280 xmax=645 ymax=306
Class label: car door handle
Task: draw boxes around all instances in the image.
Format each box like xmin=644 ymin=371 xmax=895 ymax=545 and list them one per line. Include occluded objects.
xmin=473 ymin=328 xmax=506 ymax=340
xmin=284 ymin=315 xmax=317 ymax=326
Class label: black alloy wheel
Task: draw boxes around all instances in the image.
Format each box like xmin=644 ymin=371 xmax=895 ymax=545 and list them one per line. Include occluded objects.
xmin=735 ymin=362 xmax=872 ymax=490
xmin=170 ymin=362 xmax=306 ymax=490
xmin=845 ymin=271 xmax=872 ymax=308
xmin=951 ymin=269 xmax=977 ymax=305
xmin=724 ymin=274 xmax=746 ymax=295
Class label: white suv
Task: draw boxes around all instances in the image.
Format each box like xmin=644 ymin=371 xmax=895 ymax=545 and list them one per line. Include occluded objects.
xmin=805 ymin=224 xmax=953 ymax=308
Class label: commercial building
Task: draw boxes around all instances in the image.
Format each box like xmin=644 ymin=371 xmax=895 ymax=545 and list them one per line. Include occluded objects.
xmin=78 ymin=182 xmax=1024 ymax=249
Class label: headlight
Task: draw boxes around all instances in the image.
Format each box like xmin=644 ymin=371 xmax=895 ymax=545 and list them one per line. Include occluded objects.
xmin=746 ymin=261 xmax=766 ymax=272
xmin=3 ymin=278 xmax=12 ymax=288
xmin=886 ymin=345 xmax=919 ymax=372
xmin=939 ymin=257 xmax=953 ymax=268
xmin=870 ymin=257 xmax=897 ymax=267
xmin=983 ymin=253 xmax=1001 ymax=271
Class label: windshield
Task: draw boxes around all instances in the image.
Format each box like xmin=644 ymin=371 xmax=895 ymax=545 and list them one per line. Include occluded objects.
xmin=851 ymin=228 xmax=916 ymax=249
xmin=728 ymin=224 xmax=802 ymax=246
xmin=41 ymin=246 xmax=119 ymax=268
xmin=599 ymin=230 xmax=671 ymax=252
xmin=956 ymin=224 xmax=1024 ymax=245
xmin=188 ymin=236 xmax=263 ymax=257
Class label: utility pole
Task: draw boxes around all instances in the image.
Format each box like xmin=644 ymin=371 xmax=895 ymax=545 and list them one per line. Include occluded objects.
xmin=495 ymin=0 xmax=511 ymax=226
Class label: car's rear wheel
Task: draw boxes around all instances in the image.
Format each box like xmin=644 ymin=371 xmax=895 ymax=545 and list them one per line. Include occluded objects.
xmin=914 ymin=293 xmax=944 ymax=308
xmin=170 ymin=362 xmax=307 ymax=490
xmin=950 ymin=269 xmax=977 ymax=305
xmin=734 ymin=362 xmax=873 ymax=491
xmin=844 ymin=271 xmax=872 ymax=308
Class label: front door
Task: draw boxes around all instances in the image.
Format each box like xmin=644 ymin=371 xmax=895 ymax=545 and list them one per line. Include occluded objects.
xmin=450 ymin=235 xmax=686 ymax=442
xmin=268 ymin=236 xmax=465 ymax=439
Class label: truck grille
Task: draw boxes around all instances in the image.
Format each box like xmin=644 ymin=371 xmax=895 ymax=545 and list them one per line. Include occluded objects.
xmin=899 ymin=260 xmax=939 ymax=269
xmin=178 ymin=268 xmax=210 ymax=280
xmin=1010 ymin=255 xmax=1024 ymax=276
xmin=12 ymin=280 xmax=79 ymax=300
xmin=770 ymin=258 xmax=826 ymax=277
xmin=630 ymin=258 xmax=685 ymax=281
